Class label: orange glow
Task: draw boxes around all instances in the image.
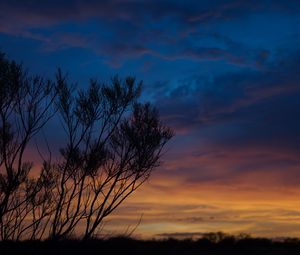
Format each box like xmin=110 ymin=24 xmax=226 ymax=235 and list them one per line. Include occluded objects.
xmin=22 ymin=137 xmax=300 ymax=239
xmin=101 ymin=143 xmax=300 ymax=239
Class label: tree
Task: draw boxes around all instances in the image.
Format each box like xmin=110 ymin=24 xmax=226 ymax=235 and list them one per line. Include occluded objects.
xmin=0 ymin=52 xmax=173 ymax=240
xmin=0 ymin=52 xmax=58 ymax=240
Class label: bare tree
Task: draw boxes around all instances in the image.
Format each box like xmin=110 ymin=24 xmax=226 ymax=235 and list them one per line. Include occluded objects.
xmin=0 ymin=52 xmax=58 ymax=240
xmin=48 ymin=74 xmax=173 ymax=240
xmin=0 ymin=52 xmax=173 ymax=240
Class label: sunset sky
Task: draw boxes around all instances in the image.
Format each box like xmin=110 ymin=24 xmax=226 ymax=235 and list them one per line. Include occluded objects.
xmin=1 ymin=0 xmax=300 ymax=238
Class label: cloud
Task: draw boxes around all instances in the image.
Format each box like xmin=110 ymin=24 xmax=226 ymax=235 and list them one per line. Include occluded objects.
xmin=156 ymin=232 xmax=205 ymax=239
xmin=2 ymin=0 xmax=297 ymax=67
xmin=2 ymin=0 xmax=298 ymax=28
xmin=109 ymin=179 xmax=300 ymax=238
xmin=155 ymin=50 xmax=300 ymax=152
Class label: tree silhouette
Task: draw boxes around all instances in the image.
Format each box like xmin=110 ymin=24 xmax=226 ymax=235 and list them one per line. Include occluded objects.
xmin=0 ymin=52 xmax=58 ymax=240
xmin=0 ymin=52 xmax=173 ymax=240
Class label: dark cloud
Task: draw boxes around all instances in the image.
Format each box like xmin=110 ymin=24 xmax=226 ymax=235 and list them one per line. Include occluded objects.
xmin=1 ymin=0 xmax=298 ymax=66
xmin=0 ymin=0 xmax=252 ymax=28
xmin=157 ymin=50 xmax=300 ymax=151
xmin=1 ymin=0 xmax=299 ymax=26
xmin=156 ymin=232 xmax=205 ymax=239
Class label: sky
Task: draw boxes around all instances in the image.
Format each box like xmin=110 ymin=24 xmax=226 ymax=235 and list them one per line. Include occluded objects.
xmin=1 ymin=0 xmax=300 ymax=238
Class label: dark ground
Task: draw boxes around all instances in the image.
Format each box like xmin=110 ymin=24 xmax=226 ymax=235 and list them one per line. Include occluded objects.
xmin=1 ymin=236 xmax=300 ymax=255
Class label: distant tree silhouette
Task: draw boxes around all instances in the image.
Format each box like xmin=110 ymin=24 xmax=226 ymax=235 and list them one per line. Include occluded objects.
xmin=0 ymin=52 xmax=173 ymax=240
